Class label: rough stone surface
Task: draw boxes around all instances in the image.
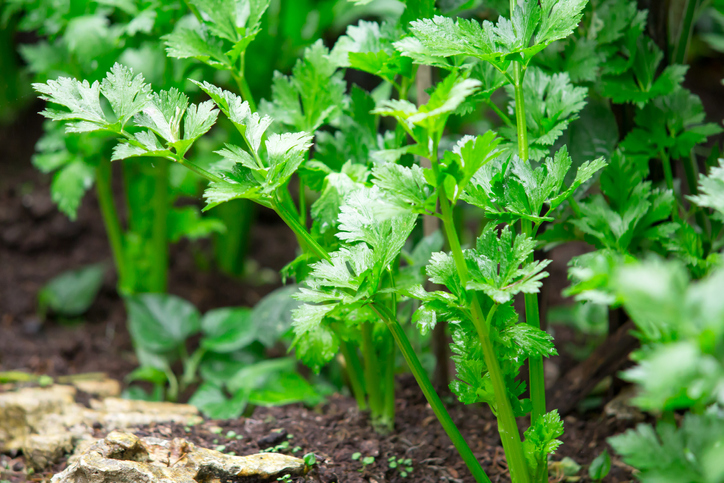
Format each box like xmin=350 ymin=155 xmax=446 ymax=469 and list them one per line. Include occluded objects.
xmin=23 ymin=433 xmax=75 ymax=470
xmin=0 ymin=382 xmax=202 ymax=470
xmin=52 ymin=431 xmax=306 ymax=483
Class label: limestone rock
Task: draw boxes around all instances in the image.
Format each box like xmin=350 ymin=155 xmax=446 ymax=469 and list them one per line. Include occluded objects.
xmin=70 ymin=377 xmax=121 ymax=398
xmin=23 ymin=433 xmax=74 ymax=470
xmin=0 ymin=385 xmax=76 ymax=451
xmin=0 ymin=382 xmax=202 ymax=471
xmin=52 ymin=431 xmax=306 ymax=483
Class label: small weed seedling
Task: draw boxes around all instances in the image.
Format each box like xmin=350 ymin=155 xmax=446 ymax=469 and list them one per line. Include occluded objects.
xmin=351 ymin=452 xmax=375 ymax=472
xmin=388 ymin=456 xmax=414 ymax=478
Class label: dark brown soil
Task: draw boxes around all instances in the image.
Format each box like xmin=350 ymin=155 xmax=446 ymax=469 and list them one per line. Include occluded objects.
xmin=0 ymin=375 xmax=637 ymax=483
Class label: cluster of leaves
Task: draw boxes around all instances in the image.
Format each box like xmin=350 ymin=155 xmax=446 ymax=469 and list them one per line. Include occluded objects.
xmin=125 ymin=286 xmax=320 ymax=415
xmin=580 ymin=254 xmax=724 ymax=483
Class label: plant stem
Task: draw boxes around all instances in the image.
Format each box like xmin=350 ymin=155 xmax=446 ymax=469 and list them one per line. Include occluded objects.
xmin=175 ymin=157 xmax=224 ymax=183
xmin=96 ymin=157 xmax=128 ymax=291
xmin=438 ymin=184 xmax=531 ymax=483
xmin=299 ymin=178 xmax=307 ymax=227
xmin=150 ymin=158 xmax=169 ymax=292
xmin=513 ymin=66 xmax=528 ymax=161
xmin=383 ymin=336 xmax=396 ymax=429
xmin=272 ymin=196 xmax=329 ymax=260
xmin=362 ymin=321 xmax=385 ymax=425
xmin=416 ymin=63 xmax=449 ymax=389
xmin=522 ymin=220 xmax=546 ymax=429
xmin=508 ymin=15 xmax=543 ymax=474
xmin=672 ymin=0 xmax=699 ymax=65
xmin=237 ymin=52 xmax=257 ymax=112
xmin=370 ymin=303 xmax=491 ymax=483
xmin=485 ymin=99 xmax=515 ymax=128
xmin=339 ymin=338 xmax=368 ymax=411
xmin=660 ymin=150 xmax=675 ymax=193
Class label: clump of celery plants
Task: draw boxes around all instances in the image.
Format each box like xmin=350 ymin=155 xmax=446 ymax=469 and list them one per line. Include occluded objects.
xmin=33 ymin=1 xmax=612 ymax=482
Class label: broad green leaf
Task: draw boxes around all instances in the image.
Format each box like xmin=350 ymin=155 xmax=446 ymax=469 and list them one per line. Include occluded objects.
xmin=609 ymin=412 xmax=724 ymax=483
xmin=260 ymin=40 xmax=346 ymax=132
xmin=336 ymin=187 xmax=417 ymax=268
xmin=133 ymin=88 xmax=188 ymax=144
xmin=201 ymin=308 xmax=257 ymax=353
xmin=589 ymin=450 xmax=611 ymax=480
xmin=248 ymin=371 xmax=320 ymax=407
xmin=465 ymin=225 xmax=551 ymax=303
xmin=126 ymin=366 xmax=168 ymax=385
xmin=373 ymin=73 xmax=480 ymax=138
xmin=371 ymin=163 xmax=434 ymax=213
xmin=183 ymin=100 xmax=219 ymax=142
xmin=100 ymin=63 xmax=151 ymax=127
xmin=125 ymin=293 xmax=201 ymax=354
xmin=112 ymin=131 xmax=170 ymax=161
xmin=163 ymin=26 xmax=231 ymax=68
xmin=37 ymin=263 xmax=106 ymax=318
xmin=250 ymin=285 xmax=302 ymax=347
xmin=189 ymin=382 xmax=248 ymax=419
xmin=689 ymin=159 xmax=724 ymax=220
xmin=226 ymin=357 xmax=295 ymax=394
xmin=193 ymin=80 xmax=271 ymax=153
xmin=34 ymin=77 xmax=110 ymax=132
xmin=51 ymin=158 xmax=96 ymax=220
xmin=290 ymin=303 xmax=339 ymax=373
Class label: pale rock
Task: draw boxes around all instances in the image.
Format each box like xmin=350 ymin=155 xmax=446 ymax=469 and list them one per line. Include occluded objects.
xmin=52 ymin=431 xmax=306 ymax=483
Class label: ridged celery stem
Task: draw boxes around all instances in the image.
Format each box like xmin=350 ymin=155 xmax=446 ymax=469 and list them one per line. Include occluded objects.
xmin=338 ymin=338 xmax=368 ymax=411
xmin=150 ymin=158 xmax=169 ymax=292
xmin=370 ymin=303 xmax=492 ymax=483
xmin=437 ymin=182 xmax=531 ymax=483
xmin=95 ymin=157 xmax=128 ymax=291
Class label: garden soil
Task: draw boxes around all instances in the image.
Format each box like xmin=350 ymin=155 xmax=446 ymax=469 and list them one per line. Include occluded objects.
xmin=0 ymin=104 xmax=643 ymax=483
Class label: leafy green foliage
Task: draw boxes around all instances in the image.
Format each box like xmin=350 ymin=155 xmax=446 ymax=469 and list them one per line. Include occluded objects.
xmin=260 ymin=40 xmax=346 ymax=133
xmin=588 ymin=450 xmax=611 ymax=481
xmin=394 ymin=0 xmax=587 ymax=69
xmin=163 ymin=0 xmax=270 ymax=69
xmin=190 ymin=358 xmax=319 ymax=419
xmin=465 ymin=225 xmax=551 ymax=304
xmin=609 ymin=410 xmax=724 ymax=483
xmin=332 ymin=20 xmax=412 ymax=84
xmin=37 ymin=263 xmax=106 ymax=319
xmin=690 ymin=159 xmax=724 ymax=221
xmin=125 ymin=290 xmax=317 ymax=410
xmin=463 ymin=146 xmax=606 ymax=225
xmin=621 ymin=89 xmax=723 ymax=164
xmin=405 ymin=226 xmax=557 ymax=415
xmin=373 ymin=72 xmax=480 ymax=143
xmin=292 ymin=187 xmax=416 ymax=371
xmin=194 ymin=83 xmax=314 ymax=209
xmin=523 ymin=410 xmax=565 ymax=482
xmin=34 ymin=63 xmax=150 ymax=133
xmin=601 ymin=37 xmax=687 ymax=107
xmin=570 ymin=151 xmax=675 ymax=253
xmin=501 ymin=67 xmax=587 ymax=160
xmin=613 ymin=260 xmax=724 ymax=411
